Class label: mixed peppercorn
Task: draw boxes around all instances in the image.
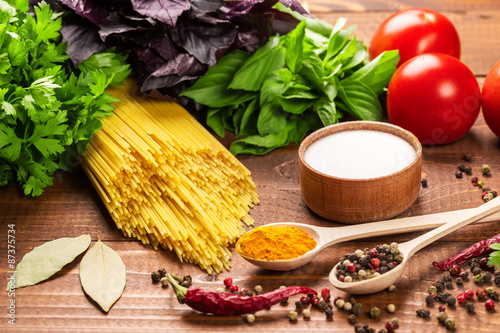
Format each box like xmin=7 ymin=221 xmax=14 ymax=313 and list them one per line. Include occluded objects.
xmin=416 ymin=256 xmax=500 ymax=330
xmin=335 ymin=243 xmax=403 ymax=282
xmin=452 ymin=153 xmax=497 ymax=203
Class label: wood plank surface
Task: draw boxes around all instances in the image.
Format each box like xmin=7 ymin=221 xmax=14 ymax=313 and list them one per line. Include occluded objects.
xmin=2 ymin=1 xmax=500 ymax=332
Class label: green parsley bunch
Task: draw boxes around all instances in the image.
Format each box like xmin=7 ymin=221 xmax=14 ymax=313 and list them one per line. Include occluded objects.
xmin=0 ymin=0 xmax=130 ymax=196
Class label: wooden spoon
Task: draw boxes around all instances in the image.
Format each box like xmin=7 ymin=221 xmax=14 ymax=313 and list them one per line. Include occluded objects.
xmin=329 ymin=196 xmax=500 ymax=294
xmin=236 ymin=205 xmax=500 ymax=271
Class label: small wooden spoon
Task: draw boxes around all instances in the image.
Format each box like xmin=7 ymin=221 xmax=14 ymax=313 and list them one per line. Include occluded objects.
xmin=329 ymin=196 xmax=500 ymax=294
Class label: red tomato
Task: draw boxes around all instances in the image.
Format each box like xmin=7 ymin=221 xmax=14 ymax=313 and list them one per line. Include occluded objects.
xmin=369 ymin=8 xmax=460 ymax=67
xmin=387 ymin=53 xmax=480 ymax=145
xmin=481 ymin=60 xmax=500 ymax=138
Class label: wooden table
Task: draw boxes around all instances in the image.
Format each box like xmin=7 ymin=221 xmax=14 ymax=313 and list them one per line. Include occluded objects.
xmin=2 ymin=1 xmax=500 ymax=332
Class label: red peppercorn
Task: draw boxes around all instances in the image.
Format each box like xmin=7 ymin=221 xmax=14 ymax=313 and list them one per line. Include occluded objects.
xmin=465 ymin=289 xmax=474 ymax=300
xmin=321 ymin=287 xmax=331 ymax=302
xmin=311 ymin=296 xmax=320 ymax=306
xmin=300 ymin=296 xmax=310 ymax=305
xmin=439 ymin=305 xmax=446 ymax=312
xmin=229 ymin=284 xmax=239 ymax=292
xmin=485 ymin=299 xmax=495 ymax=310
xmin=347 ymin=262 xmax=356 ymax=273
xmin=371 ymin=258 xmax=381 ymax=268
xmin=223 ymin=277 xmax=233 ymax=287
xmin=471 ymin=176 xmax=479 ymax=183
xmin=385 ymin=321 xmax=397 ymax=332
xmin=338 ymin=275 xmax=345 ymax=282
xmin=457 ymin=292 xmax=467 ymax=303
xmin=370 ymin=248 xmax=378 ymax=258
xmin=479 ymin=257 xmax=490 ymax=268
xmin=239 ymin=288 xmax=248 ymax=296
xmin=392 ymin=261 xmax=398 ymax=268
xmin=476 ymin=288 xmax=487 ymax=300
xmin=449 ymin=264 xmax=461 ymax=276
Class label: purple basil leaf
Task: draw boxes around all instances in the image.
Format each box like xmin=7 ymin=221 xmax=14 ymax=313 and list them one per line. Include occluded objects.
xmin=98 ymin=11 xmax=152 ymax=41
xmin=133 ymin=47 xmax=167 ymax=71
xmin=58 ymin=0 xmax=110 ymax=24
xmin=141 ymin=73 xmax=200 ymax=91
xmin=61 ymin=18 xmax=108 ymax=66
xmin=131 ymin=0 xmax=191 ymax=26
xmin=170 ymin=20 xmax=237 ymax=66
xmin=278 ymin=0 xmax=311 ymax=17
xmin=151 ymin=53 xmax=205 ymax=77
xmin=269 ymin=8 xmax=300 ymax=35
xmin=222 ymin=0 xmax=311 ymax=19
xmin=188 ymin=0 xmax=228 ymax=24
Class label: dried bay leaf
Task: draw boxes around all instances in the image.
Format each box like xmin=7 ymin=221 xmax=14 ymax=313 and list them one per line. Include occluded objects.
xmin=79 ymin=237 xmax=126 ymax=312
xmin=9 ymin=235 xmax=92 ymax=290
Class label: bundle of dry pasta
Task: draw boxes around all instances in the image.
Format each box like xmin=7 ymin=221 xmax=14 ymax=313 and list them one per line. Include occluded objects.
xmin=81 ymin=80 xmax=259 ymax=273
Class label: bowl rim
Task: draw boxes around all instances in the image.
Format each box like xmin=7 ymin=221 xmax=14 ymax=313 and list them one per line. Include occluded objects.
xmin=298 ymin=121 xmax=423 ymax=182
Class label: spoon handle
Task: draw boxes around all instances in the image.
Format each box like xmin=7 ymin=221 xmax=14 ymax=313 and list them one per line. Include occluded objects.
xmin=400 ymin=197 xmax=500 ymax=258
xmin=316 ymin=206 xmax=500 ymax=250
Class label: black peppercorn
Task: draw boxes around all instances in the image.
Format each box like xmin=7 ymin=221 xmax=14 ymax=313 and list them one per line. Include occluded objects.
xmin=425 ymin=295 xmax=434 ymax=305
xmin=455 ymin=171 xmax=463 ymax=178
xmin=421 ymin=179 xmax=428 ymax=187
xmin=458 ymin=164 xmax=465 ymax=172
xmin=465 ymin=302 xmax=475 ymax=313
xmin=456 ymin=277 xmax=463 ymax=285
xmin=416 ymin=308 xmax=431 ymax=318
xmin=483 ymin=272 xmax=492 ymax=283
xmin=351 ymin=302 xmax=363 ymax=316
xmin=464 ymin=152 xmax=472 ymax=161
xmin=295 ymin=301 xmax=302 ymax=309
xmin=325 ymin=309 xmax=333 ymax=319
xmin=471 ymin=266 xmax=482 ymax=275
xmin=446 ymin=296 xmax=456 ymax=306
xmin=151 ymin=271 xmax=161 ymax=283
xmin=492 ymin=191 xmax=498 ymax=198
xmin=464 ymin=165 xmax=472 ymax=175
xmin=489 ymin=291 xmax=500 ymax=301
xmin=348 ymin=313 xmax=357 ymax=324
xmin=445 ymin=282 xmax=454 ymax=290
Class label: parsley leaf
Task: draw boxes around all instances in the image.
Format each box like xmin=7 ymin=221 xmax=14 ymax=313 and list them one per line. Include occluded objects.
xmin=0 ymin=0 xmax=130 ymax=196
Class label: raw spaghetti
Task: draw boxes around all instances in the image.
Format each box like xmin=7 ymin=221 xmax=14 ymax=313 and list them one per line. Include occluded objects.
xmin=81 ymin=80 xmax=259 ymax=273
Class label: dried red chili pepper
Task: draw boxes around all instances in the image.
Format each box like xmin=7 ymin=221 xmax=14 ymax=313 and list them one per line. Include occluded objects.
xmin=167 ymin=274 xmax=317 ymax=315
xmin=432 ymin=233 xmax=500 ymax=271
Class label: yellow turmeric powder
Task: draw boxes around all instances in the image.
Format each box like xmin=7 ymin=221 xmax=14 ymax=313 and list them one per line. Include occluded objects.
xmin=236 ymin=226 xmax=317 ymax=261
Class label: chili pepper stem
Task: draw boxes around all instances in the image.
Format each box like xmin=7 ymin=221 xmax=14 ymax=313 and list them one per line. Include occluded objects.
xmin=167 ymin=274 xmax=188 ymax=303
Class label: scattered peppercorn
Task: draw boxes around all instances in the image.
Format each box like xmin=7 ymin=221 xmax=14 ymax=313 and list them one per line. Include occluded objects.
xmin=483 ymin=192 xmax=495 ymax=202
xmin=160 ymin=277 xmax=169 ymax=288
xmin=288 ymin=310 xmax=298 ymax=321
xmin=348 ymin=313 xmax=357 ymax=324
xmin=151 ymin=271 xmax=161 ymax=283
xmin=476 ymin=288 xmax=488 ymax=300
xmin=295 ymin=301 xmax=302 ymax=309
xmin=311 ymin=295 xmax=320 ymax=306
xmin=321 ymin=287 xmax=331 ymax=302
xmin=428 ymin=285 xmax=437 ymax=294
xmin=465 ymin=289 xmax=475 ymax=299
xmin=229 ymin=284 xmax=239 ymax=293
xmin=325 ymin=309 xmax=334 ymax=319
xmin=351 ymin=302 xmax=363 ymax=316
xmin=302 ymin=309 xmax=311 ymax=319
xmin=385 ymin=321 xmax=397 ymax=332
xmin=478 ymin=180 xmax=485 ymax=188
xmin=474 ymin=273 xmax=484 ymax=284
xmin=457 ymin=292 xmax=467 ymax=303
xmin=446 ymin=295 xmax=456 ymax=307
xmin=158 ymin=268 xmax=167 ymax=278
xmin=437 ymin=311 xmax=447 ymax=323
xmin=445 ymin=281 xmax=454 ymax=290
xmin=481 ymin=164 xmax=491 ymax=176
xmin=369 ymin=307 xmax=381 ymax=319
xmin=416 ymin=308 xmax=431 ymax=318
xmin=245 ymin=314 xmax=255 ymax=323
xmin=492 ymin=191 xmax=498 ymax=198
xmin=223 ymin=277 xmax=233 ymax=287
xmin=335 ymin=298 xmax=345 ymax=309
xmin=421 ymin=179 xmax=428 ymax=187
xmin=471 ymin=266 xmax=482 ymax=275
xmin=387 ymin=304 xmax=396 ymax=313
xmin=300 ymin=296 xmax=310 ymax=305
xmin=465 ymin=302 xmax=475 ymax=313
xmin=387 ymin=284 xmax=396 ymax=293
xmin=317 ymin=300 xmax=328 ymax=311
xmin=444 ymin=317 xmax=456 ymax=330
xmin=459 ymin=271 xmax=469 ymax=279
xmin=464 ymin=152 xmax=472 ymax=161
xmin=254 ymin=285 xmax=263 ymax=295
xmin=425 ymin=295 xmax=434 ymax=305
xmin=455 ymin=171 xmax=463 ymax=179
xmin=489 ymin=291 xmax=500 ymax=301
xmin=439 ymin=305 xmax=446 ymax=312
xmin=485 ymin=299 xmax=496 ymax=310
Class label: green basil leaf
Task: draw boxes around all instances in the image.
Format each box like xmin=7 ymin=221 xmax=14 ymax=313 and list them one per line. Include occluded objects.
xmin=313 ymin=96 xmax=339 ymax=126
xmin=487 ymin=255 xmax=500 ymax=267
xmin=490 ymin=243 xmax=500 ymax=250
xmin=323 ymin=25 xmax=356 ymax=67
xmin=79 ymin=237 xmax=126 ymax=312
xmin=257 ymin=103 xmax=287 ymax=136
xmin=7 ymin=235 xmax=91 ymax=290
xmin=348 ymin=50 xmax=400 ymax=95
xmin=338 ymin=79 xmax=382 ymax=121
xmin=285 ymin=20 xmax=306 ymax=73
xmin=230 ymin=131 xmax=288 ymax=155
xmin=229 ymin=36 xmax=286 ymax=91
xmin=206 ymin=107 xmax=227 ymax=137
xmin=300 ymin=53 xmax=326 ymax=95
xmin=286 ymin=115 xmax=311 ymax=145
xmin=180 ymin=50 xmax=256 ymax=107
xmin=342 ymin=41 xmax=367 ymax=71
xmin=234 ymin=98 xmax=259 ymax=138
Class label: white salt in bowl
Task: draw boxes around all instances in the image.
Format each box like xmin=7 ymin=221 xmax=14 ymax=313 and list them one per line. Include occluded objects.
xmin=298 ymin=121 xmax=422 ymax=224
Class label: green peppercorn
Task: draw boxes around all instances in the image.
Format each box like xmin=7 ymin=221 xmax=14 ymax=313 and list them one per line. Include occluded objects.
xmin=437 ymin=311 xmax=447 ymax=323
xmin=444 ymin=318 xmax=456 ymax=330
xmin=387 ymin=304 xmax=396 ymax=313
xmin=481 ymin=164 xmax=491 ymax=175
xmin=245 ymin=314 xmax=255 ymax=323
xmin=390 ymin=317 xmax=399 ymax=328
xmin=483 ymin=192 xmax=495 ymax=202
xmin=288 ymin=310 xmax=298 ymax=321
xmin=351 ymin=302 xmax=363 ymax=316
xmin=387 ymin=284 xmax=396 ymax=293
xmin=394 ymin=254 xmax=404 ymax=264
xmin=478 ymin=180 xmax=485 ymax=188
xmin=474 ymin=273 xmax=484 ymax=284
xmin=369 ymin=307 xmax=381 ymax=319
xmin=428 ymin=285 xmax=437 ymax=294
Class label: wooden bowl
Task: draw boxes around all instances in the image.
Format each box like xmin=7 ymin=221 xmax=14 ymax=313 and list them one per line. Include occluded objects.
xmin=298 ymin=121 xmax=422 ymax=224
